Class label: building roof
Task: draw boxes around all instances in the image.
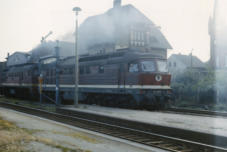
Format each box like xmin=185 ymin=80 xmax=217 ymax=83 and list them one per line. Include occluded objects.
xmin=78 ymin=4 xmax=172 ymax=51
xmin=30 ymin=41 xmax=75 ymax=62
xmin=6 ymin=52 xmax=32 ymax=67
xmin=30 ymin=2 xmax=172 ymax=60
xmin=169 ymin=54 xmax=205 ymax=68
xmin=9 ymin=52 xmax=31 ymax=56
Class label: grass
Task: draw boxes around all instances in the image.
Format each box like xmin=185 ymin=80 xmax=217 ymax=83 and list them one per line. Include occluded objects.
xmin=0 ymin=116 xmax=32 ymax=152
xmin=0 ymin=116 xmax=91 ymax=152
xmin=52 ymin=131 xmax=98 ymax=144
xmin=0 ymin=97 xmax=57 ymax=112
xmin=0 ymin=96 xmax=95 ymax=151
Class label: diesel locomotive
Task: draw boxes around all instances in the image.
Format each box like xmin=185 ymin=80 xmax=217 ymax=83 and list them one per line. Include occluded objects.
xmin=1 ymin=51 xmax=171 ymax=109
xmin=0 ymin=0 xmax=174 ymax=109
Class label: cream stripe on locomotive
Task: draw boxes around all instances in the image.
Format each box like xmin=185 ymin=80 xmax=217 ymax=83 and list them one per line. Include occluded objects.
xmin=2 ymin=83 xmax=34 ymax=87
xmin=2 ymin=83 xmax=171 ymax=90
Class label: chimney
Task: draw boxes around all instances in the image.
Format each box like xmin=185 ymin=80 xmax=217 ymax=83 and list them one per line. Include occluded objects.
xmin=113 ymin=0 xmax=121 ymax=8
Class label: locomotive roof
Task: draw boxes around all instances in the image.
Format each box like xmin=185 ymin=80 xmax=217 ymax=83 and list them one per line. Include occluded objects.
xmin=60 ymin=51 xmax=165 ymax=66
xmin=7 ymin=63 xmax=36 ymax=73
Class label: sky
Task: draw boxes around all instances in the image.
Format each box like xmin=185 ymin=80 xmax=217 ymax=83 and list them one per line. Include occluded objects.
xmin=0 ymin=0 xmax=215 ymax=62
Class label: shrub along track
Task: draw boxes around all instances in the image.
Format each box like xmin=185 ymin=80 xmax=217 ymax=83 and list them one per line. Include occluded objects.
xmin=0 ymin=102 xmax=227 ymax=152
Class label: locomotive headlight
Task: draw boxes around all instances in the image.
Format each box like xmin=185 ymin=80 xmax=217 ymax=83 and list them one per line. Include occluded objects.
xmin=155 ymin=75 xmax=162 ymax=82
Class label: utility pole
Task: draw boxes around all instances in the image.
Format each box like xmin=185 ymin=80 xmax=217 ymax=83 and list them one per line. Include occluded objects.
xmin=38 ymin=62 xmax=43 ymax=104
xmin=55 ymin=40 xmax=60 ymax=106
xmin=41 ymin=31 xmax=53 ymax=43
xmin=38 ymin=31 xmax=53 ymax=104
xmin=210 ymin=0 xmax=219 ymax=68
xmin=73 ymin=7 xmax=82 ymax=107
xmin=190 ymin=49 xmax=193 ymax=68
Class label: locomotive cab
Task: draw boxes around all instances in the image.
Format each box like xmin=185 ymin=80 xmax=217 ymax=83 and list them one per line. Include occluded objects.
xmin=139 ymin=59 xmax=171 ymax=86
xmin=127 ymin=58 xmax=171 ymax=87
xmin=126 ymin=56 xmax=171 ymax=109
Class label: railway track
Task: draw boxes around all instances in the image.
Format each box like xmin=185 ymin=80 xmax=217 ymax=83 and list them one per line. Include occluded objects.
xmin=165 ymin=107 xmax=227 ymax=118
xmin=0 ymin=102 xmax=227 ymax=152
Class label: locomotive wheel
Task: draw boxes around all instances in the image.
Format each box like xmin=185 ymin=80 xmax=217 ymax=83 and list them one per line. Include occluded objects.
xmin=128 ymin=96 xmax=138 ymax=109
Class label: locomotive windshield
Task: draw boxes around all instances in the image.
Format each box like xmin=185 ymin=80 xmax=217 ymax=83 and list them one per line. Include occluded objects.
xmin=140 ymin=60 xmax=168 ymax=73
xmin=141 ymin=61 xmax=156 ymax=72
xmin=157 ymin=61 xmax=168 ymax=73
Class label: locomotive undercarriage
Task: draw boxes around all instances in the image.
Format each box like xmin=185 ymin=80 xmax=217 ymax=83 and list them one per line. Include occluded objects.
xmin=3 ymin=86 xmax=37 ymax=100
xmin=61 ymin=87 xmax=171 ymax=110
xmin=2 ymin=85 xmax=171 ymax=110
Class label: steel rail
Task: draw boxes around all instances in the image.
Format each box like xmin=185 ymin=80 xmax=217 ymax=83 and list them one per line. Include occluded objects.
xmin=0 ymin=102 xmax=226 ymax=152
xmin=165 ymin=108 xmax=227 ymax=118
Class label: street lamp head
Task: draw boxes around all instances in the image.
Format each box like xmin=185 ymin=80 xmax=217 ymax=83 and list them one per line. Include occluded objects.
xmin=73 ymin=7 xmax=82 ymax=14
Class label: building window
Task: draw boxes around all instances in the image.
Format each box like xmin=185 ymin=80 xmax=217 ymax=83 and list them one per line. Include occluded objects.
xmin=131 ymin=31 xmax=134 ymax=40
xmin=131 ymin=41 xmax=134 ymax=46
xmin=169 ymin=62 xmax=171 ymax=67
xmin=146 ymin=32 xmax=150 ymax=42
xmin=141 ymin=42 xmax=145 ymax=46
xmin=138 ymin=32 xmax=141 ymax=40
xmin=141 ymin=32 xmax=144 ymax=41
xmin=134 ymin=32 xmax=137 ymax=40
xmin=174 ymin=62 xmax=176 ymax=67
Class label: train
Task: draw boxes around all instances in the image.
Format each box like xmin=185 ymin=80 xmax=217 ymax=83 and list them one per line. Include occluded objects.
xmin=0 ymin=51 xmax=171 ymax=109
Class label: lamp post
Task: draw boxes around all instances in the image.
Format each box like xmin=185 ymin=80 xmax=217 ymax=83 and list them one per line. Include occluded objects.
xmin=55 ymin=40 xmax=60 ymax=106
xmin=73 ymin=7 xmax=82 ymax=107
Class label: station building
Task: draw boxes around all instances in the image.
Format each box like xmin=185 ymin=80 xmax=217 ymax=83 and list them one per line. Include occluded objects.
xmin=9 ymin=0 xmax=172 ymax=62
xmin=78 ymin=0 xmax=172 ymax=58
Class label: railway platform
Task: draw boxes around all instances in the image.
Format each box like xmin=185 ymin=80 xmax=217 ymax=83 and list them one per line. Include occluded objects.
xmin=0 ymin=107 xmax=165 ymax=152
xmin=60 ymin=104 xmax=227 ymax=138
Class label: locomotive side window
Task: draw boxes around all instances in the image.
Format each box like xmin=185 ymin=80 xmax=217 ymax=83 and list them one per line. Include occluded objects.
xmin=80 ymin=67 xmax=84 ymax=75
xmin=50 ymin=69 xmax=53 ymax=77
xmin=129 ymin=63 xmax=139 ymax=73
xmin=47 ymin=70 xmax=49 ymax=76
xmin=141 ymin=61 xmax=156 ymax=72
xmin=28 ymin=70 xmax=31 ymax=76
xmin=157 ymin=61 xmax=168 ymax=72
xmin=99 ymin=66 xmax=104 ymax=73
xmin=69 ymin=68 xmax=73 ymax=74
xmin=20 ymin=72 xmax=23 ymax=80
xmin=85 ymin=66 xmax=90 ymax=74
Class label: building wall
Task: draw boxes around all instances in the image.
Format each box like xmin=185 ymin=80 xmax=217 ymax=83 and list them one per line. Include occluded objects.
xmin=168 ymin=56 xmax=187 ymax=74
xmin=87 ymin=23 xmax=168 ymax=59
xmin=216 ymin=48 xmax=227 ymax=69
xmin=0 ymin=62 xmax=6 ymax=83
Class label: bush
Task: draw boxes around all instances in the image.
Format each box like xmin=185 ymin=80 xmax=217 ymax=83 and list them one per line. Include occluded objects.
xmin=171 ymin=68 xmax=217 ymax=105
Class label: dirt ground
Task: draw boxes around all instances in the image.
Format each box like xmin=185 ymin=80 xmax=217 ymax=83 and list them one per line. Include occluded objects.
xmin=0 ymin=107 xmax=165 ymax=152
